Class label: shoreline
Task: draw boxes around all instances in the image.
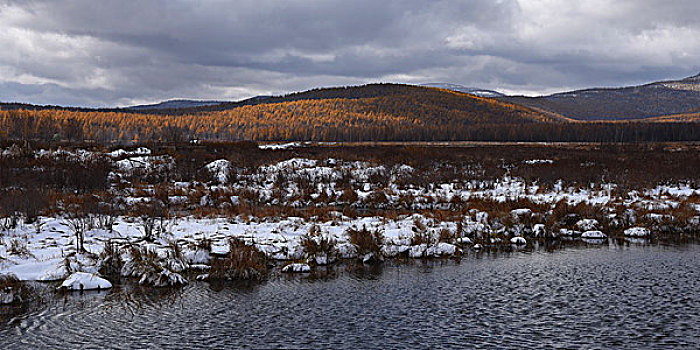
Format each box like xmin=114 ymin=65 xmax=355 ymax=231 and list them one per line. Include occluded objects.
xmin=2 ymin=142 xmax=699 ymax=301
xmin=1 ymin=213 xmax=697 ymax=288
xmin=2 ymin=240 xmax=698 ymax=322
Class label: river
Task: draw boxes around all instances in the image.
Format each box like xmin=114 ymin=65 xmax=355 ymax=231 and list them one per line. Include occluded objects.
xmin=1 ymin=243 xmax=699 ymax=349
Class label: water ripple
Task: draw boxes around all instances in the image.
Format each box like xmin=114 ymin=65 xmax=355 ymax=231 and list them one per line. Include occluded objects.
xmin=1 ymin=244 xmax=699 ymax=349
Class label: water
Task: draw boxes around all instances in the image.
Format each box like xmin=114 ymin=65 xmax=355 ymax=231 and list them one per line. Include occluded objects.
xmin=2 ymin=243 xmax=699 ymax=349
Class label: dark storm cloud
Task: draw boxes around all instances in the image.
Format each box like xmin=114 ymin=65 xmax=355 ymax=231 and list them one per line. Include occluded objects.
xmin=0 ymin=0 xmax=698 ymax=106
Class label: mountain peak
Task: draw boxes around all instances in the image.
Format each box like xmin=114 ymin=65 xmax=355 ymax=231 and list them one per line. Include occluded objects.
xmin=420 ymin=83 xmax=505 ymax=98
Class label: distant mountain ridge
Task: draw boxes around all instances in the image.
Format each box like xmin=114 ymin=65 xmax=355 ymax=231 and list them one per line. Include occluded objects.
xmin=420 ymin=83 xmax=505 ymax=98
xmin=2 ymin=73 xmax=699 ymax=121
xmin=501 ymin=73 xmax=700 ymax=121
xmin=126 ymin=99 xmax=224 ymax=110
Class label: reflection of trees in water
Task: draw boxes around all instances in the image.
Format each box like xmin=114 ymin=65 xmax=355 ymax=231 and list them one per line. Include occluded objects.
xmin=0 ymin=281 xmax=45 ymax=324
xmin=305 ymin=266 xmax=340 ymax=282
xmin=0 ymin=303 xmax=34 ymax=323
xmin=346 ymin=263 xmax=385 ymax=280
xmin=103 ymin=283 xmax=185 ymax=315
xmin=207 ymin=279 xmax=264 ymax=294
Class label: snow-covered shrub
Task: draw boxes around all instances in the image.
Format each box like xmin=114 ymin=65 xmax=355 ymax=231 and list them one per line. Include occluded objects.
xmin=121 ymin=245 xmax=188 ymax=287
xmin=346 ymin=225 xmax=384 ymax=260
xmin=299 ymin=225 xmax=337 ymax=265
xmin=8 ymin=238 xmax=30 ymax=257
xmin=411 ymin=218 xmax=433 ymax=246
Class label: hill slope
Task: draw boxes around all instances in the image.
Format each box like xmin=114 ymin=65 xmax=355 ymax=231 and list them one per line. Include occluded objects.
xmin=0 ymin=84 xmax=565 ymax=142
xmin=502 ymin=74 xmax=700 ymax=121
xmin=126 ymin=99 xmax=224 ymax=110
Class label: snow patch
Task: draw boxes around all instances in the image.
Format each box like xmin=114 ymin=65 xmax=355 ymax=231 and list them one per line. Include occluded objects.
xmin=258 ymin=142 xmax=302 ymax=150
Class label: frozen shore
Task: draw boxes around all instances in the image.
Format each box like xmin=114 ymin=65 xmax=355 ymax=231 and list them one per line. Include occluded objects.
xmin=1 ymin=210 xmax=696 ymax=290
xmin=2 ymin=145 xmax=699 ymax=289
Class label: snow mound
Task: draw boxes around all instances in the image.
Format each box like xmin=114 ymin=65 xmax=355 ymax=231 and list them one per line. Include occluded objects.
xmin=308 ymin=252 xmax=335 ymax=266
xmin=185 ymin=249 xmax=211 ymax=265
xmin=429 ymin=243 xmax=458 ymax=257
xmin=510 ymin=237 xmax=527 ymax=245
xmin=581 ymin=230 xmax=607 ymax=239
xmin=142 ymin=269 xmax=188 ymax=287
xmin=282 ymin=263 xmax=311 ymax=273
xmin=624 ymin=227 xmax=650 ymax=237
xmin=274 ymin=158 xmax=317 ymax=169
xmin=59 ymin=272 xmax=112 ymax=291
xmin=205 ymin=159 xmax=231 ymax=183
xmin=38 ymin=263 xmax=70 ymax=282
xmin=115 ymin=155 xmax=173 ymax=172
xmin=455 ymin=237 xmax=472 ymax=245
xmin=336 ymin=243 xmax=358 ymax=259
xmin=559 ymin=228 xmax=578 ymax=236
xmin=407 ymin=243 xmax=458 ymax=258
xmin=511 ymin=208 xmax=532 ymax=218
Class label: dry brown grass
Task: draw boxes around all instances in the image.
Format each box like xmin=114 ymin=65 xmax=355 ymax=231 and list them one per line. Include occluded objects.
xmin=347 ymin=225 xmax=384 ymax=256
xmin=208 ymin=238 xmax=268 ymax=281
xmin=299 ymin=225 xmax=337 ymax=264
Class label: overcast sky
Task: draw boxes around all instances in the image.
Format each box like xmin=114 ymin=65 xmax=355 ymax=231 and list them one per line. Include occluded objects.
xmin=1 ymin=0 xmax=698 ymax=107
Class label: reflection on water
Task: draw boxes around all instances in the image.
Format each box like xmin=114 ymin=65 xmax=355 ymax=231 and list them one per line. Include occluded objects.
xmin=1 ymin=242 xmax=699 ymax=349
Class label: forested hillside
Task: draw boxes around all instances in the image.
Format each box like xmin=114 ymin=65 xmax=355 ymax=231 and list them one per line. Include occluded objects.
xmin=1 ymin=84 xmax=699 ymax=143
xmin=503 ymin=74 xmax=700 ymax=121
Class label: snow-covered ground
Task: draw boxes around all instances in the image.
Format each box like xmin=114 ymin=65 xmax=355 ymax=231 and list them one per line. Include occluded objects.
xmin=1 ymin=146 xmax=699 ymax=288
xmin=0 ymin=214 xmax=461 ymax=282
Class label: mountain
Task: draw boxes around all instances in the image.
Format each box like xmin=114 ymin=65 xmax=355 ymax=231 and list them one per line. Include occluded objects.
xmin=2 ymin=83 xmax=699 ymax=143
xmin=502 ymin=73 xmax=700 ymax=121
xmin=0 ymin=84 xmax=571 ymax=143
xmin=420 ymin=83 xmax=505 ymax=98
xmin=203 ymin=83 xmax=563 ymax=123
xmin=126 ymin=99 xmax=225 ymax=110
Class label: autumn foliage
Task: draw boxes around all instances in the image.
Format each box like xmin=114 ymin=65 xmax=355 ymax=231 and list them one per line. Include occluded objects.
xmin=1 ymin=84 xmax=699 ymax=143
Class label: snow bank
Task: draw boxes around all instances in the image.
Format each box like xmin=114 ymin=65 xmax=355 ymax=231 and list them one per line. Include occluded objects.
xmin=59 ymin=272 xmax=112 ymax=291
xmin=108 ymin=147 xmax=151 ymax=158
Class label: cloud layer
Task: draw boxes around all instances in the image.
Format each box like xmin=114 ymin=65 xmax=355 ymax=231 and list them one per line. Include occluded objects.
xmin=1 ymin=0 xmax=699 ymax=107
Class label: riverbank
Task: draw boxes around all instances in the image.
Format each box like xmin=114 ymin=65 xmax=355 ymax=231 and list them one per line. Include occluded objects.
xmin=1 ymin=212 xmax=697 ymax=290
